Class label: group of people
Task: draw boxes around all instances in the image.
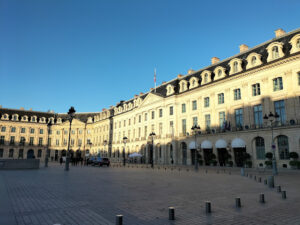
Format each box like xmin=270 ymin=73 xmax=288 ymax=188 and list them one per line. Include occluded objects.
xmin=59 ymin=157 xmax=84 ymax=166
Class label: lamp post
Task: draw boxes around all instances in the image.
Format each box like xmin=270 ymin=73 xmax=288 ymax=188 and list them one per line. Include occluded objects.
xmin=122 ymin=137 xmax=128 ymax=166
xmin=65 ymin=106 xmax=76 ymax=171
xmin=191 ymin=124 xmax=200 ymax=171
xmin=45 ymin=121 xmax=52 ymax=167
xmin=149 ymin=132 xmax=156 ymax=168
xmin=263 ymin=112 xmax=279 ymax=176
xmin=103 ymin=140 xmax=107 ymax=157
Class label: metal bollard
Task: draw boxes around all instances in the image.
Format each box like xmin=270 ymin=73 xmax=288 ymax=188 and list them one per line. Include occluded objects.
xmin=282 ymin=191 xmax=287 ymax=199
xmin=277 ymin=185 xmax=281 ymax=193
xmin=235 ymin=197 xmax=241 ymax=208
xmin=268 ymin=176 xmax=274 ymax=188
xmin=259 ymin=193 xmax=265 ymax=203
xmin=169 ymin=207 xmax=175 ymax=220
xmin=116 ymin=215 xmax=123 ymax=225
xmin=205 ymin=201 xmax=211 ymax=213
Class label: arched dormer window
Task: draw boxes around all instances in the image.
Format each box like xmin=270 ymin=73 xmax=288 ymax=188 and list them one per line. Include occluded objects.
xmin=179 ymin=80 xmax=188 ymax=92
xmin=123 ymin=104 xmax=127 ymax=111
xmin=266 ymin=42 xmax=284 ymax=62
xmin=246 ymin=52 xmax=262 ymax=69
xmin=189 ymin=77 xmax=199 ymax=89
xmin=1 ymin=114 xmax=9 ymax=120
xmin=118 ymin=106 xmax=122 ymax=113
xmin=31 ymin=116 xmax=37 ymax=122
xmin=12 ymin=114 xmax=19 ymax=121
xmin=228 ymin=58 xmax=242 ymax=75
xmin=289 ymin=34 xmax=300 ymax=54
xmin=200 ymin=71 xmax=212 ymax=85
xmin=40 ymin=117 xmax=46 ymax=123
xmin=213 ymin=66 xmax=226 ymax=81
xmin=166 ymin=84 xmax=175 ymax=96
xmin=21 ymin=116 xmax=28 ymax=121
xmin=56 ymin=117 xmax=62 ymax=124
xmin=136 ymin=97 xmax=142 ymax=106
xmin=87 ymin=117 xmax=93 ymax=123
xmin=128 ymin=102 xmax=132 ymax=110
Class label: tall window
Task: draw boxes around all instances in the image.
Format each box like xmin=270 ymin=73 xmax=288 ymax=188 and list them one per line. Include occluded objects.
xmin=219 ymin=112 xmax=225 ymax=129
xmin=159 ymin=123 xmax=163 ymax=135
xmin=151 ymin=111 xmax=155 ymax=119
xmin=151 ymin=124 xmax=154 ymax=133
xmin=169 ymin=106 xmax=174 ymax=115
xmin=204 ymin=97 xmax=210 ymax=107
xmin=159 ymin=109 xmax=163 ymax=117
xmin=298 ymin=72 xmax=300 ymax=85
xmin=205 ymin=114 xmax=211 ymax=129
xmin=218 ymin=93 xmax=224 ymax=104
xmin=0 ymin=136 xmax=4 ymax=144
xmin=144 ymin=113 xmax=147 ymax=121
xmin=37 ymin=149 xmax=42 ymax=158
xmin=9 ymin=149 xmax=14 ymax=158
xmin=192 ymin=100 xmax=197 ymax=110
xmin=11 ymin=127 xmax=16 ymax=132
xmin=218 ymin=69 xmax=222 ymax=77
xmin=1 ymin=126 xmax=6 ymax=132
xmin=10 ymin=136 xmax=15 ymax=145
xmin=182 ymin=119 xmax=186 ymax=135
xmin=40 ymin=129 xmax=44 ymax=134
xmin=204 ymin=73 xmax=208 ymax=83
xmin=253 ymin=104 xmax=263 ymax=127
xmin=0 ymin=149 xmax=3 ymax=158
xmin=138 ymin=115 xmax=141 ymax=123
xmin=169 ymin=121 xmax=174 ymax=136
xmin=38 ymin=138 xmax=43 ymax=146
xmin=233 ymin=61 xmax=238 ymax=73
xmin=272 ymin=46 xmax=279 ymax=59
xmin=273 ymin=77 xmax=283 ymax=91
xmin=20 ymin=137 xmax=25 ymax=146
xmin=144 ymin=126 xmax=147 ymax=138
xmin=251 ymin=56 xmax=257 ymax=65
xmin=252 ymin=83 xmax=261 ymax=96
xmin=56 ymin=139 xmax=59 ymax=146
xmin=274 ymin=100 xmax=286 ymax=124
xmin=29 ymin=137 xmax=34 ymax=145
xmin=182 ymin=104 xmax=186 ymax=113
xmin=235 ymin=108 xmax=243 ymax=128
xmin=18 ymin=149 xmax=24 ymax=159
xmin=21 ymin=128 xmax=26 ymax=133
xmin=255 ymin=137 xmax=265 ymax=160
xmin=192 ymin=117 xmax=198 ymax=126
xmin=277 ymin=135 xmax=289 ymax=160
xmin=234 ymin=88 xmax=241 ymax=100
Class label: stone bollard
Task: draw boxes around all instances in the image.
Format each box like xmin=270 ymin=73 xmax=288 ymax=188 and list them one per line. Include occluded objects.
xmin=205 ymin=201 xmax=211 ymax=213
xmin=259 ymin=194 xmax=265 ymax=203
xmin=235 ymin=197 xmax=241 ymax=208
xmin=282 ymin=191 xmax=287 ymax=199
xmin=169 ymin=207 xmax=175 ymax=220
xmin=277 ymin=186 xmax=281 ymax=193
xmin=258 ymin=177 xmax=262 ymax=183
xmin=229 ymin=171 xmax=231 ymax=175
xmin=116 ymin=215 xmax=123 ymax=225
xmin=268 ymin=176 xmax=274 ymax=188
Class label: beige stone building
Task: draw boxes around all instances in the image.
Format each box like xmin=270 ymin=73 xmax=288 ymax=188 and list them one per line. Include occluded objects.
xmin=1 ymin=28 xmax=300 ymax=168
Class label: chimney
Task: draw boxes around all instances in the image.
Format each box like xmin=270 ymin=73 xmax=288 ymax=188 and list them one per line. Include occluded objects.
xmin=139 ymin=92 xmax=144 ymax=95
xmin=188 ymin=69 xmax=194 ymax=74
xmin=134 ymin=94 xmax=138 ymax=98
xmin=275 ymin=28 xmax=286 ymax=37
xmin=102 ymin=108 xmax=106 ymax=111
xmin=211 ymin=57 xmax=220 ymax=64
xmin=239 ymin=44 xmax=249 ymax=53
xmin=29 ymin=108 xmax=32 ymax=111
xmin=177 ymin=74 xmax=183 ymax=78
xmin=0 ymin=105 xmax=2 ymax=108
xmin=162 ymin=81 xmax=166 ymax=84
xmin=20 ymin=107 xmax=24 ymax=110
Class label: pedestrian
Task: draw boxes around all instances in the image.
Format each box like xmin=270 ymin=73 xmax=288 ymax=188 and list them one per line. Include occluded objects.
xmin=59 ymin=157 xmax=63 ymax=165
xmin=80 ymin=157 xmax=83 ymax=167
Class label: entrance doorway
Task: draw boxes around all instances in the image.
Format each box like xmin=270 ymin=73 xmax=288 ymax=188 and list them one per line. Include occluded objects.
xmin=233 ymin=148 xmax=246 ymax=167
xmin=203 ymin=149 xmax=212 ymax=165
xmin=27 ymin=149 xmax=34 ymax=159
xmin=217 ymin=148 xmax=227 ymax=166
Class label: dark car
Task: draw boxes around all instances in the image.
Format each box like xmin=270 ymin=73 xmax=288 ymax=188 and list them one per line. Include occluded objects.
xmin=93 ymin=157 xmax=110 ymax=167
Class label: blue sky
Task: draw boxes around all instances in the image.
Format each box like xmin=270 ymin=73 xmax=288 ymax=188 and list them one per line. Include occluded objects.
xmin=1 ymin=0 xmax=300 ymax=113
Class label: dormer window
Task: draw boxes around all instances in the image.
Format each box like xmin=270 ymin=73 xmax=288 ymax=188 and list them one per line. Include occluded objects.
xmin=272 ymin=46 xmax=279 ymax=59
xmin=218 ymin=69 xmax=222 ymax=77
xmin=12 ymin=115 xmax=18 ymax=121
xmin=289 ymin=34 xmax=300 ymax=54
xmin=31 ymin=116 xmax=36 ymax=122
xmin=214 ymin=66 xmax=226 ymax=81
xmin=200 ymin=71 xmax=211 ymax=84
xmin=297 ymin=39 xmax=300 ymax=48
xmin=179 ymin=80 xmax=188 ymax=92
xmin=251 ymin=56 xmax=256 ymax=65
xmin=192 ymin=80 xmax=195 ymax=86
xmin=1 ymin=114 xmax=9 ymax=120
xmin=189 ymin=77 xmax=199 ymax=89
xmin=229 ymin=58 xmax=242 ymax=75
xmin=233 ymin=62 xmax=238 ymax=73
xmin=166 ymin=84 xmax=175 ymax=95
xmin=266 ymin=42 xmax=284 ymax=62
xmin=246 ymin=53 xmax=262 ymax=69
xmin=204 ymin=73 xmax=208 ymax=83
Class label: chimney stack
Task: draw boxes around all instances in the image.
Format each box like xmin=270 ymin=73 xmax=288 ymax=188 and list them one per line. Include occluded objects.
xmin=239 ymin=44 xmax=249 ymax=53
xmin=134 ymin=94 xmax=138 ymax=98
xmin=139 ymin=92 xmax=144 ymax=95
xmin=188 ymin=69 xmax=194 ymax=74
xmin=162 ymin=81 xmax=166 ymax=84
xmin=211 ymin=57 xmax=220 ymax=64
xmin=275 ymin=28 xmax=286 ymax=37
xmin=177 ymin=74 xmax=183 ymax=78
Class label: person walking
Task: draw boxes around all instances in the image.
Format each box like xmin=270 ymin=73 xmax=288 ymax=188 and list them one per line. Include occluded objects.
xmin=59 ymin=157 xmax=63 ymax=165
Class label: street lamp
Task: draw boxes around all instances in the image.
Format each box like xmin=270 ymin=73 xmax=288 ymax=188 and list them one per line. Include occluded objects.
xmin=191 ymin=124 xmax=201 ymax=171
xmin=149 ymin=132 xmax=156 ymax=168
xmin=65 ymin=106 xmax=76 ymax=171
xmin=264 ymin=112 xmax=280 ymax=175
xmin=122 ymin=137 xmax=128 ymax=166
xmin=103 ymin=140 xmax=107 ymax=157
xmin=45 ymin=121 xmax=52 ymax=167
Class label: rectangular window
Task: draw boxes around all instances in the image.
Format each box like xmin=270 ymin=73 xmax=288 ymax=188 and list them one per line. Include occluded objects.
xmin=205 ymin=114 xmax=211 ymax=129
xmin=40 ymin=129 xmax=44 ymax=134
xmin=139 ymin=115 xmax=141 ymax=123
xmin=204 ymin=97 xmax=210 ymax=108
xmin=11 ymin=127 xmax=16 ymax=132
xmin=138 ymin=127 xmax=141 ymax=138
xmin=20 ymin=137 xmax=25 ymax=146
xmin=192 ymin=117 xmax=198 ymax=126
xmin=273 ymin=77 xmax=283 ymax=91
xmin=298 ymin=72 xmax=300 ymax=85
xmin=0 ymin=136 xmax=4 ymax=145
xmin=219 ymin=112 xmax=226 ymax=129
xmin=38 ymin=138 xmax=43 ymax=146
xmin=253 ymin=104 xmax=263 ymax=127
xmin=29 ymin=137 xmax=34 ymax=145
xmin=159 ymin=123 xmax=163 ymax=135
xmin=10 ymin=136 xmax=15 ymax=145
xmin=65 ymin=130 xmax=68 ymax=134
xmin=159 ymin=109 xmax=163 ymax=117
xmin=0 ymin=149 xmax=3 ymax=158
xmin=274 ymin=100 xmax=286 ymax=124
xmin=151 ymin=124 xmax=155 ymax=132
xmin=56 ymin=130 xmax=60 ymax=135
xmin=78 ymin=130 xmax=82 ymax=134
xmin=71 ymin=130 xmax=75 ymax=134
xmin=21 ymin=128 xmax=26 ymax=133
xmin=252 ymin=83 xmax=261 ymax=96
xmin=1 ymin=126 xmax=6 ymax=132
xmin=181 ymin=104 xmax=186 ymax=113
xmin=218 ymin=93 xmax=224 ymax=104
xmin=128 ymin=119 xmax=131 ymax=125
xmin=48 ymin=138 xmax=51 ymax=146
xmin=56 ymin=139 xmax=59 ymax=146
xmin=182 ymin=119 xmax=186 ymax=135
xmin=169 ymin=121 xmax=174 ymax=135
xmin=9 ymin=149 xmax=14 ymax=158
xmin=144 ymin=113 xmax=148 ymax=121
xmin=169 ymin=106 xmax=173 ymax=115
xmin=119 ymin=121 xmax=121 ymax=128
xmin=124 ymin=120 xmax=126 ymax=127
xmin=144 ymin=126 xmax=147 ymax=138
xmin=18 ymin=149 xmax=23 ymax=159
xmin=151 ymin=111 xmax=155 ymax=119
xmin=234 ymin=88 xmax=241 ymax=100
xmin=71 ymin=139 xmax=75 ymax=146
xmin=235 ymin=108 xmax=243 ymax=128
xmin=192 ymin=100 xmax=197 ymax=110
xmin=29 ymin=128 xmax=34 ymax=134
xmin=37 ymin=150 xmax=42 ymax=158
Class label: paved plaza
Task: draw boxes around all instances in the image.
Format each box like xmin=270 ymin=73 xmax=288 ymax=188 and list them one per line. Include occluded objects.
xmin=0 ymin=163 xmax=300 ymax=225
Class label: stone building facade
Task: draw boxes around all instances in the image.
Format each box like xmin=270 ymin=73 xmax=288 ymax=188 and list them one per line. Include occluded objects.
xmin=1 ymin=28 xmax=300 ymax=168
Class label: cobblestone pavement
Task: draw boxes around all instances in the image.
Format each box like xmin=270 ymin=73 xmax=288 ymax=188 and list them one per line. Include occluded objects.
xmin=1 ymin=163 xmax=300 ymax=225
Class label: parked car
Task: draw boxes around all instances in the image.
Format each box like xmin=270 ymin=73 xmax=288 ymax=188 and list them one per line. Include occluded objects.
xmin=87 ymin=157 xmax=97 ymax=165
xmin=93 ymin=157 xmax=110 ymax=167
